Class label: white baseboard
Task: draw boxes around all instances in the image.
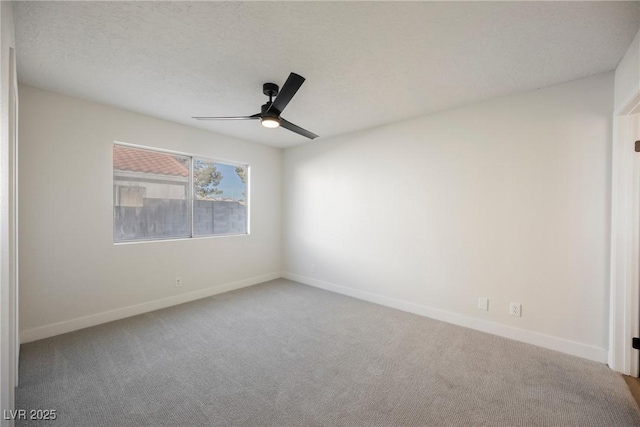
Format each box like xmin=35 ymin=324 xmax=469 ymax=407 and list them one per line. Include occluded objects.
xmin=22 ymin=271 xmax=609 ymax=364
xmin=283 ymin=272 xmax=608 ymax=364
xmin=20 ymin=272 xmax=281 ymax=343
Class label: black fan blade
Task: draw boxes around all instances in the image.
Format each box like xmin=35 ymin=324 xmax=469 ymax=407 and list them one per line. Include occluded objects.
xmin=280 ymin=118 xmax=318 ymax=139
xmin=267 ymin=73 xmax=305 ymax=114
xmin=193 ymin=113 xmax=260 ymax=120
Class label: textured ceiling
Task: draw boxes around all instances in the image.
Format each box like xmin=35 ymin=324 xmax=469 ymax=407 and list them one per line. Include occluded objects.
xmin=13 ymin=1 xmax=640 ymax=148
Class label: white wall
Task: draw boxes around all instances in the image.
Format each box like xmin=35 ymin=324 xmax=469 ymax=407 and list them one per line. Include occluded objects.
xmin=18 ymin=85 xmax=282 ymax=341
xmin=283 ymin=72 xmax=614 ymax=362
xmin=614 ymin=29 xmax=639 ymax=113
xmin=0 ymin=1 xmax=17 ymax=424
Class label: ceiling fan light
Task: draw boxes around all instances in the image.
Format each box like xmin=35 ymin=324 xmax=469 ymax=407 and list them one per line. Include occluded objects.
xmin=261 ymin=117 xmax=280 ymax=128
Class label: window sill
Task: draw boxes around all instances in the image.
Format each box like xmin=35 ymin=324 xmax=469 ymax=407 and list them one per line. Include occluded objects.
xmin=113 ymin=233 xmax=250 ymax=245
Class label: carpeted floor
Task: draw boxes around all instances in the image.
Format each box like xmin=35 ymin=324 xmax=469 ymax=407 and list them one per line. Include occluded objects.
xmin=16 ymin=279 xmax=640 ymax=426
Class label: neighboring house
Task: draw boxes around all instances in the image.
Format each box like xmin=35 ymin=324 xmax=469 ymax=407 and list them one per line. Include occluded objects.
xmin=113 ymin=145 xmax=189 ymax=207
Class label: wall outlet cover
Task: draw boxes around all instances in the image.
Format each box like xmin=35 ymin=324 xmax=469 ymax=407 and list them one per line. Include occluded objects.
xmin=510 ymin=302 xmax=522 ymax=317
xmin=478 ymin=297 xmax=489 ymax=311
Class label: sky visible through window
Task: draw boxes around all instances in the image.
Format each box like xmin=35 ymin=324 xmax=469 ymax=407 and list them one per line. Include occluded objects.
xmin=215 ymin=163 xmax=246 ymax=201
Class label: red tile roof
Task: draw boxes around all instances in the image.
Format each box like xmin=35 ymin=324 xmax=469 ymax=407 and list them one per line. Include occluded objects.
xmin=113 ymin=145 xmax=189 ymax=177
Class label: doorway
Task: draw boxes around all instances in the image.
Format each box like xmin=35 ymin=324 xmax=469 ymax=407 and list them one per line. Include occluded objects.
xmin=610 ymin=91 xmax=640 ymax=376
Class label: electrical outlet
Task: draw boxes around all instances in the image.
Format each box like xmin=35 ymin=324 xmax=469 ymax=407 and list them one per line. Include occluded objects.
xmin=175 ymin=277 xmax=182 ymax=288
xmin=311 ymin=264 xmax=316 ymax=273
xmin=478 ymin=297 xmax=489 ymax=311
xmin=510 ymin=302 xmax=521 ymax=317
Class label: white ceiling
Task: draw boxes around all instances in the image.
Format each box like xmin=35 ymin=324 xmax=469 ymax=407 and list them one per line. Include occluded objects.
xmin=13 ymin=1 xmax=640 ymax=148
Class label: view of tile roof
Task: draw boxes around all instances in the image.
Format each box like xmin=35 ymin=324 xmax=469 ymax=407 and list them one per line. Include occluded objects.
xmin=113 ymin=145 xmax=189 ymax=177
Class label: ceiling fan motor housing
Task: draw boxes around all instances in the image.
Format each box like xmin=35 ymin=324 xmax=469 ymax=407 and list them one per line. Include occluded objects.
xmin=261 ymin=102 xmax=280 ymax=119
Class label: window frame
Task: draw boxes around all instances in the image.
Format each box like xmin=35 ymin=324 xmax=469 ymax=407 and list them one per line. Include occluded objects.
xmin=113 ymin=141 xmax=250 ymax=244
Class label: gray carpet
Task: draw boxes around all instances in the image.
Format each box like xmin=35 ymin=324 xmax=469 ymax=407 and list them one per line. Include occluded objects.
xmin=16 ymin=279 xmax=640 ymax=426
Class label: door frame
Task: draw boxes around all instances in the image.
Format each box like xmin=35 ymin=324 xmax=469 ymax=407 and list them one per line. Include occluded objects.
xmin=9 ymin=46 xmax=18 ymax=387
xmin=609 ymin=90 xmax=640 ymax=376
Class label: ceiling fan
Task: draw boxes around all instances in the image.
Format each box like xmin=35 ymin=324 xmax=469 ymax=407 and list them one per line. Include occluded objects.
xmin=193 ymin=72 xmax=318 ymax=139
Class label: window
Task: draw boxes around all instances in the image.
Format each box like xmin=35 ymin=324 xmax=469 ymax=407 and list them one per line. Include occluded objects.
xmin=113 ymin=144 xmax=248 ymax=242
